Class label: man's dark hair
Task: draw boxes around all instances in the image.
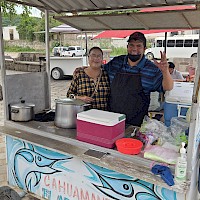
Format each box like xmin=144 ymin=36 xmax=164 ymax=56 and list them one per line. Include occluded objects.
xmin=168 ymin=62 xmax=175 ymax=69
xmin=127 ymin=32 xmax=146 ymax=47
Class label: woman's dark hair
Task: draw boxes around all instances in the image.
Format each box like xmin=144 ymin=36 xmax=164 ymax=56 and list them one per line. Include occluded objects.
xmin=88 ymin=46 xmax=103 ymax=56
xmin=168 ymin=61 xmax=175 ymax=69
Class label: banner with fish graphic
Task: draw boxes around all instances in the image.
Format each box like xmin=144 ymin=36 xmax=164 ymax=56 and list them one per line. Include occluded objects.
xmin=6 ymin=136 xmax=184 ymax=200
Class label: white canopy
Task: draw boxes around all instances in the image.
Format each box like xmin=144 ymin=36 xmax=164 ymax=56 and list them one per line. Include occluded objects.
xmin=49 ymin=24 xmax=80 ymax=33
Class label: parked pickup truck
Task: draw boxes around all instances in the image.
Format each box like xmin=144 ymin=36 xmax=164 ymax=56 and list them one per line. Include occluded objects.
xmin=61 ymin=46 xmax=86 ymax=57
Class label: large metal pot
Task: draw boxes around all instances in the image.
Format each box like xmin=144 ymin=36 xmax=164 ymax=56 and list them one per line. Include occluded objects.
xmin=54 ymin=98 xmax=90 ymax=128
xmin=10 ymin=100 xmax=35 ymax=122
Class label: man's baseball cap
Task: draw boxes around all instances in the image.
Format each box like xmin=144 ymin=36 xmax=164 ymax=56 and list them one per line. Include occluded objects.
xmin=127 ymin=32 xmax=146 ymax=47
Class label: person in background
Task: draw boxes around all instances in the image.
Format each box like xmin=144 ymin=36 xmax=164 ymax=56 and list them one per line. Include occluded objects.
xmin=186 ymin=65 xmax=196 ymax=82
xmin=168 ymin=61 xmax=184 ymax=80
xmin=67 ymin=47 xmax=110 ymax=110
xmin=104 ymin=32 xmax=173 ymax=126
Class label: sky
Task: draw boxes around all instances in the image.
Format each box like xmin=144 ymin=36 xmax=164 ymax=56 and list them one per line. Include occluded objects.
xmin=16 ymin=6 xmax=41 ymax=18
xmin=30 ymin=7 xmax=41 ymax=17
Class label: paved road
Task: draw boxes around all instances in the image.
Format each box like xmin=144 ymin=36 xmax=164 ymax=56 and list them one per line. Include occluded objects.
xmin=0 ymin=70 xmax=72 ymax=124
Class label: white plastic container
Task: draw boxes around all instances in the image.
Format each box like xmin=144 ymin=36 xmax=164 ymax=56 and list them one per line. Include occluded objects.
xmin=165 ymin=82 xmax=194 ymax=104
xmin=76 ymin=109 xmax=126 ymax=148
xmin=164 ymin=82 xmax=194 ymax=126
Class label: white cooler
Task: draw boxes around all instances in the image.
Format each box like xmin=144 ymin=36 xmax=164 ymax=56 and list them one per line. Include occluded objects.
xmin=164 ymin=82 xmax=194 ymax=126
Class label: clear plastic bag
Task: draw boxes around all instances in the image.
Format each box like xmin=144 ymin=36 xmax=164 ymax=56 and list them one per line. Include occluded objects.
xmin=139 ymin=116 xmax=173 ymax=146
xmin=143 ymin=145 xmax=179 ymax=164
xmin=170 ymin=117 xmax=189 ymax=145
xmin=139 ymin=116 xmax=189 ymax=147
xmin=171 ymin=117 xmax=189 ymax=132
xmin=140 ymin=116 xmax=167 ymax=135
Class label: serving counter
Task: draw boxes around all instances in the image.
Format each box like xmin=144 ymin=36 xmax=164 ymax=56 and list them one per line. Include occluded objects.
xmin=0 ymin=30 xmax=199 ymax=200
xmin=0 ymin=119 xmax=189 ymax=200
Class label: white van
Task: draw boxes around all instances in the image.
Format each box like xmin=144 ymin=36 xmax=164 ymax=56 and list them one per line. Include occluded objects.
xmin=52 ymin=46 xmax=68 ymax=56
xmin=145 ymin=34 xmax=199 ymax=59
xmin=61 ymin=46 xmax=86 ymax=57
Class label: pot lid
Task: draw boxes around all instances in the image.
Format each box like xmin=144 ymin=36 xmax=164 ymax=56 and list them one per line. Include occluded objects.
xmin=10 ymin=100 xmax=35 ymax=109
xmin=55 ymin=98 xmax=86 ymax=106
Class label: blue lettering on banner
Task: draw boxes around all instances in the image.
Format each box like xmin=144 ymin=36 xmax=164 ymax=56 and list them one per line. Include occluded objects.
xmin=42 ymin=188 xmax=51 ymax=199
xmin=57 ymin=195 xmax=69 ymax=200
xmin=195 ymin=129 xmax=200 ymax=148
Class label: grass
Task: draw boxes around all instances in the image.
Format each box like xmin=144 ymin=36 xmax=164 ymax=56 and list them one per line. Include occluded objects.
xmin=110 ymin=47 xmax=127 ymax=56
xmin=4 ymin=45 xmax=45 ymax=52
xmin=4 ymin=44 xmax=127 ymax=56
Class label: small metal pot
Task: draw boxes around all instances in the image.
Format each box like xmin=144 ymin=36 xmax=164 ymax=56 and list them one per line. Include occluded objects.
xmin=54 ymin=98 xmax=90 ymax=129
xmin=10 ymin=100 xmax=35 ymax=122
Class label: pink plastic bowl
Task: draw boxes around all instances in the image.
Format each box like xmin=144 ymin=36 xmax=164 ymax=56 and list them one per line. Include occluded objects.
xmin=116 ymin=138 xmax=143 ymax=155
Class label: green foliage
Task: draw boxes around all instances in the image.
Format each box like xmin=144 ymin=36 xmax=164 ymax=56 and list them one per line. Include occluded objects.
xmin=1 ymin=1 xmax=17 ymax=18
xmin=2 ymin=14 xmax=21 ymax=27
xmin=1 ymin=1 xmax=62 ymax=43
xmin=1 ymin=1 xmax=37 ymax=41
xmin=98 ymin=40 xmax=111 ymax=49
xmin=34 ymin=15 xmax=62 ymax=42
xmin=51 ymin=41 xmax=61 ymax=48
xmin=110 ymin=46 xmax=127 ymax=56
xmin=1 ymin=3 xmax=26 ymax=27
xmin=4 ymin=45 xmax=44 ymax=52
xmin=17 ymin=15 xmax=38 ymax=41
xmin=1 ymin=1 xmax=31 ymax=21
xmin=146 ymin=41 xmax=152 ymax=49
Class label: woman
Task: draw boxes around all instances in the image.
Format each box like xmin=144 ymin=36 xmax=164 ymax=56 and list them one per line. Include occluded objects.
xmin=67 ymin=47 xmax=110 ymax=110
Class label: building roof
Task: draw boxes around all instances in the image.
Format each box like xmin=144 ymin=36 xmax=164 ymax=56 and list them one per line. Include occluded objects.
xmin=93 ymin=29 xmax=190 ymax=39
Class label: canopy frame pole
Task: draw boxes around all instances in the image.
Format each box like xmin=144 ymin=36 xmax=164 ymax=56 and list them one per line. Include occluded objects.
xmin=0 ymin=6 xmax=9 ymax=120
xmin=45 ymin=10 xmax=51 ymax=109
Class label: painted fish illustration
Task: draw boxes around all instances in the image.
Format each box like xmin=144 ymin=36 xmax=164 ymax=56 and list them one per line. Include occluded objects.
xmin=13 ymin=143 xmax=72 ymax=192
xmin=84 ymin=162 xmax=176 ymax=200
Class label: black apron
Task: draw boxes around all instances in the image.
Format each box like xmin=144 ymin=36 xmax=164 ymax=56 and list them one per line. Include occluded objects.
xmin=109 ymin=68 xmax=150 ymax=127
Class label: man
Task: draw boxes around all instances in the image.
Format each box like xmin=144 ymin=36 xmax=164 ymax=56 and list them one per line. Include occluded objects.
xmin=104 ymin=32 xmax=173 ymax=126
xmin=186 ymin=65 xmax=196 ymax=82
xmin=168 ymin=61 xmax=184 ymax=80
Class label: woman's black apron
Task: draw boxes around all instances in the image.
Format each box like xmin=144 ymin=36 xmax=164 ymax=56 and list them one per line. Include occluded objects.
xmin=109 ymin=64 xmax=150 ymax=126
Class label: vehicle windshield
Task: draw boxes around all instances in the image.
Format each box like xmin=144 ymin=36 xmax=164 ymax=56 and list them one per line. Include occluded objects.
xmin=68 ymin=47 xmax=76 ymax=51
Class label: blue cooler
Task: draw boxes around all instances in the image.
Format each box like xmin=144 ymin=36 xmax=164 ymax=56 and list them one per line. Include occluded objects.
xmin=164 ymin=82 xmax=194 ymax=126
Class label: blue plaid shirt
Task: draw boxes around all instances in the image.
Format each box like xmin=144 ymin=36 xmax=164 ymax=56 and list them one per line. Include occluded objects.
xmin=104 ymin=55 xmax=163 ymax=95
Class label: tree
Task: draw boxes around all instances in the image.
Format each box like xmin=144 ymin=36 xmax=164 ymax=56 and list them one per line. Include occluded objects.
xmin=1 ymin=1 xmax=36 ymax=41
xmin=34 ymin=14 xmax=62 ymax=42
xmin=0 ymin=1 xmax=62 ymax=42
xmin=17 ymin=16 xmax=38 ymax=41
xmin=1 ymin=1 xmax=31 ymax=18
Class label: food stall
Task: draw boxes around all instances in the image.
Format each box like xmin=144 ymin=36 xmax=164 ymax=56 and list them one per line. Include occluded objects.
xmin=0 ymin=1 xmax=200 ymax=200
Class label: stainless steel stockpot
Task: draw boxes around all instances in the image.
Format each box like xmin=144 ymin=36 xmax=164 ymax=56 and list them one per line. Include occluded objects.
xmin=10 ymin=100 xmax=35 ymax=122
xmin=54 ymin=98 xmax=90 ymax=129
